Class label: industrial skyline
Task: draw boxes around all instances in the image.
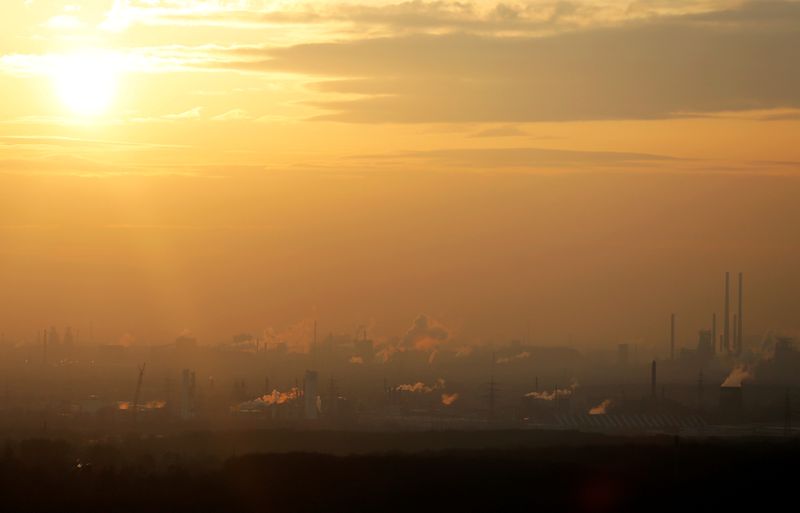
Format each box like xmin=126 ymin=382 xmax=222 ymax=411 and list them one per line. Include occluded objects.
xmin=0 ymin=270 xmax=796 ymax=438
xmin=2 ymin=270 xmax=777 ymax=361
xmin=1 ymin=2 xmax=798 ymax=511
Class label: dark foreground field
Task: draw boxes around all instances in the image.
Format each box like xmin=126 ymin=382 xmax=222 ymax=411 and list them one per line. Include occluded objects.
xmin=0 ymin=431 xmax=796 ymax=513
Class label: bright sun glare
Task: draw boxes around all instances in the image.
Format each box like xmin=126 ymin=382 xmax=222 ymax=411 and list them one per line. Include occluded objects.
xmin=53 ymin=52 xmax=119 ymax=116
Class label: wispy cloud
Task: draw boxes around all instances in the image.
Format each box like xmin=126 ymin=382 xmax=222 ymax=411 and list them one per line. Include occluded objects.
xmin=349 ymin=146 xmax=678 ymax=170
xmin=189 ymin=2 xmax=800 ymax=123
xmin=470 ymin=125 xmax=529 ymax=138
xmin=98 ymin=1 xmax=735 ymax=34
xmin=211 ymin=109 xmax=253 ymax=121
xmin=0 ymin=135 xmax=191 ymax=150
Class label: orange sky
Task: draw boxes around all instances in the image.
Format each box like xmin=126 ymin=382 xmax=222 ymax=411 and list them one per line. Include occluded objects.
xmin=1 ymin=1 xmax=799 ymax=349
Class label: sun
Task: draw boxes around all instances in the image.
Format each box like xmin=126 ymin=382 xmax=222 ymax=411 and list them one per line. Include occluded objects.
xmin=52 ymin=51 xmax=119 ymax=116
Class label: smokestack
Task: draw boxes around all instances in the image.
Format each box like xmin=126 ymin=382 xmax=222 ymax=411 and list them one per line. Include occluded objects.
xmin=651 ymin=360 xmax=657 ymax=399
xmin=738 ymin=272 xmax=743 ymax=355
xmin=311 ymin=319 xmax=317 ymax=351
xmin=670 ymin=314 xmax=675 ymax=360
xmin=711 ymin=313 xmax=717 ymax=354
xmin=311 ymin=320 xmax=318 ymax=369
xmin=724 ymin=272 xmax=730 ymax=353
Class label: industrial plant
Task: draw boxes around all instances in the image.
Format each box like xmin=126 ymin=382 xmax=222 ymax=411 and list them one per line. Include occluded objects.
xmin=0 ymin=272 xmax=796 ymax=439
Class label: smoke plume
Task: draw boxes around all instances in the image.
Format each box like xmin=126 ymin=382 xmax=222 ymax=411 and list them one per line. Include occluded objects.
xmin=441 ymin=393 xmax=459 ymax=406
xmin=497 ymin=351 xmax=530 ymax=364
xmin=588 ymin=399 xmax=613 ymax=415
xmin=525 ymin=382 xmax=578 ymax=401
xmin=116 ymin=399 xmax=165 ymax=411
xmin=376 ymin=345 xmax=401 ymax=363
xmin=237 ymin=387 xmax=301 ymax=411
xmin=117 ymin=333 xmax=136 ymax=347
xmin=263 ymin=319 xmax=316 ymax=353
xmin=721 ymin=365 xmax=753 ymax=387
xmin=402 ymin=314 xmax=449 ymax=351
xmin=374 ymin=314 xmax=451 ymax=363
xmin=394 ymin=378 xmax=446 ymax=393
xmin=455 ymin=346 xmax=474 ymax=358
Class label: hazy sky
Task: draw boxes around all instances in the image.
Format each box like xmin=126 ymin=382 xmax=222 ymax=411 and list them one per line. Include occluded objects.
xmin=1 ymin=1 xmax=799 ymax=348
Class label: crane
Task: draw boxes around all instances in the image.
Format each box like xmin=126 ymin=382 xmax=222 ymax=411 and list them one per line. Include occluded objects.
xmin=131 ymin=363 xmax=146 ymax=424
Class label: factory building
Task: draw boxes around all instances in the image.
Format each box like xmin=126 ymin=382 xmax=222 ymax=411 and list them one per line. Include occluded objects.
xmin=304 ymin=370 xmax=319 ymax=420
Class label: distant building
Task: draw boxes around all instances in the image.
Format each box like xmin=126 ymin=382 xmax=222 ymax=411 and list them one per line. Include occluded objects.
xmin=63 ymin=327 xmax=74 ymax=347
xmin=175 ymin=335 xmax=197 ymax=352
xmin=49 ymin=326 xmax=60 ymax=346
xmin=617 ymin=344 xmax=629 ymax=366
xmin=678 ymin=330 xmax=715 ymax=364
xmin=774 ymin=337 xmax=797 ymax=361
xmin=180 ymin=369 xmax=196 ymax=420
xmin=696 ymin=330 xmax=714 ymax=360
xmin=304 ymin=370 xmax=319 ymax=420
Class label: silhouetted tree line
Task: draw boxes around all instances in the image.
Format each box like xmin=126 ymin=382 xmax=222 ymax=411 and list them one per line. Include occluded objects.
xmin=0 ymin=434 xmax=797 ymax=512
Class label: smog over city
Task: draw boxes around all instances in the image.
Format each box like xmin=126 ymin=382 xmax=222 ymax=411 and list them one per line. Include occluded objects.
xmin=1 ymin=1 xmax=799 ymax=512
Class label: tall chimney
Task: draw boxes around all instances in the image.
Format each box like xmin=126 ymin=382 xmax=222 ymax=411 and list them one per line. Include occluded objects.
xmin=42 ymin=328 xmax=48 ymax=365
xmin=670 ymin=314 xmax=675 ymax=360
xmin=651 ymin=360 xmax=657 ymax=399
xmin=311 ymin=320 xmax=318 ymax=369
xmin=724 ymin=272 xmax=730 ymax=353
xmin=711 ymin=313 xmax=717 ymax=354
xmin=738 ymin=272 xmax=743 ymax=355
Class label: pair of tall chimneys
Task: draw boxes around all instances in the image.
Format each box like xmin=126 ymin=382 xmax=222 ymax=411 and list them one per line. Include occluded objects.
xmin=723 ymin=272 xmax=744 ymax=355
xmin=670 ymin=272 xmax=744 ymax=359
